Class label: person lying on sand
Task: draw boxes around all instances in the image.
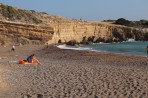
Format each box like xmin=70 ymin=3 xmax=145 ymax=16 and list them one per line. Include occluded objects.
xmin=22 ymin=54 xmax=41 ymax=64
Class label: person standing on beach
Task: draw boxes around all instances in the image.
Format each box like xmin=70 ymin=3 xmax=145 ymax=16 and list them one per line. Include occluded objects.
xmin=146 ymin=46 xmax=148 ymax=56
xmin=11 ymin=45 xmax=15 ymax=52
xmin=46 ymin=43 xmax=49 ymax=48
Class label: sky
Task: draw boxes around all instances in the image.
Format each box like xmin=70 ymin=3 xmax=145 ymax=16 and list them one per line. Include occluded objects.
xmin=0 ymin=0 xmax=148 ymax=21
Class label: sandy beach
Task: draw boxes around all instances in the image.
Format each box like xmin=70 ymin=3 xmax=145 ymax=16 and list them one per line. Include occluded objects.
xmin=0 ymin=45 xmax=148 ymax=98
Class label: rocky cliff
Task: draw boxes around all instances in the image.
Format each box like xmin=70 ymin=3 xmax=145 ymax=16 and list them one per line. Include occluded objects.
xmin=0 ymin=20 xmax=146 ymax=46
xmin=0 ymin=3 xmax=148 ymax=46
xmin=50 ymin=22 xmax=147 ymax=44
xmin=0 ymin=21 xmax=54 ymax=45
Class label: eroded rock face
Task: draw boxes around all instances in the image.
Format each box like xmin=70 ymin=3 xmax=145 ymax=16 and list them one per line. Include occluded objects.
xmin=0 ymin=21 xmax=54 ymax=45
xmin=49 ymin=22 xmax=146 ymax=44
xmin=0 ymin=20 xmax=147 ymax=46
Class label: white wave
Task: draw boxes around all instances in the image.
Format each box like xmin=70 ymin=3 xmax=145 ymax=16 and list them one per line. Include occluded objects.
xmin=127 ymin=38 xmax=135 ymax=42
xmin=57 ymin=44 xmax=92 ymax=51
xmin=90 ymin=49 xmax=105 ymax=52
xmin=98 ymin=42 xmax=110 ymax=44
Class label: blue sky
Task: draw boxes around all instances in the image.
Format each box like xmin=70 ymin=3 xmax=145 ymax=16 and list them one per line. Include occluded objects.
xmin=0 ymin=0 xmax=148 ymax=21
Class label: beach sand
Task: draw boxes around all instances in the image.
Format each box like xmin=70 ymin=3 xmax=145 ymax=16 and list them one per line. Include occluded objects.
xmin=0 ymin=45 xmax=148 ymax=98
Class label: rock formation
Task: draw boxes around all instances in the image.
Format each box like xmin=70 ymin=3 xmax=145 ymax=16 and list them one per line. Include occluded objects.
xmin=0 ymin=21 xmax=54 ymax=45
xmin=49 ymin=22 xmax=146 ymax=44
xmin=0 ymin=3 xmax=148 ymax=46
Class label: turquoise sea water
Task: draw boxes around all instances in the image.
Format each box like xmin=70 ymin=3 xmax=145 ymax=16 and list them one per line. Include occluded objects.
xmin=57 ymin=41 xmax=148 ymax=56
xmin=82 ymin=41 xmax=148 ymax=56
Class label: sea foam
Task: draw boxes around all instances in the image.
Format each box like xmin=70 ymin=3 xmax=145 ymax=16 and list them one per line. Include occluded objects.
xmin=57 ymin=44 xmax=92 ymax=51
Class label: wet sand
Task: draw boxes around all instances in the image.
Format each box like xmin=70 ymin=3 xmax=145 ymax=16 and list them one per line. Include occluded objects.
xmin=0 ymin=45 xmax=148 ymax=98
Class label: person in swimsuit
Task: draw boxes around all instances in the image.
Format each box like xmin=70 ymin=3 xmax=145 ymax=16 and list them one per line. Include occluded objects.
xmin=26 ymin=54 xmax=41 ymax=64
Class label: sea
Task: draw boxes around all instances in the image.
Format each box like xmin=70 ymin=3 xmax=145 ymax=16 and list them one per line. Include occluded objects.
xmin=57 ymin=40 xmax=148 ymax=57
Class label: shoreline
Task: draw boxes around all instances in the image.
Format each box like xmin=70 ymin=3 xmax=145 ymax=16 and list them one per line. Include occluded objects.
xmin=57 ymin=44 xmax=148 ymax=58
xmin=0 ymin=45 xmax=147 ymax=97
